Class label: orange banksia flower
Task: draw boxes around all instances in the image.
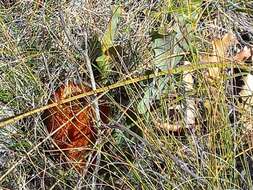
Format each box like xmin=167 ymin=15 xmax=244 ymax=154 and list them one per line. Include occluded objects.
xmin=43 ymin=82 xmax=109 ymax=170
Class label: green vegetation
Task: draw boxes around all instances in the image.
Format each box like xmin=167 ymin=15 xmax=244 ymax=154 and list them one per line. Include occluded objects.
xmin=0 ymin=0 xmax=253 ymax=189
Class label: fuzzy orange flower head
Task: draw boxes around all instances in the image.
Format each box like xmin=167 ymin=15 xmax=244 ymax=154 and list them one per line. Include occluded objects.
xmin=43 ymin=82 xmax=109 ymax=171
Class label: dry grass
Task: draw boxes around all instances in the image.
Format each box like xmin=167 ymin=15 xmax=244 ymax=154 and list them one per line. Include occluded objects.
xmin=1 ymin=0 xmax=253 ymax=189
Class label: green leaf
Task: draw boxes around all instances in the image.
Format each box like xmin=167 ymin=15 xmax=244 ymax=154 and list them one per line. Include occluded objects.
xmin=137 ymin=23 xmax=189 ymax=114
xmin=137 ymin=77 xmax=169 ymax=114
xmin=0 ymin=89 xmax=13 ymax=103
xmin=96 ymin=6 xmax=122 ymax=79
xmin=95 ymin=54 xmax=111 ymax=76
xmin=152 ymin=33 xmax=175 ymax=70
xmin=101 ymin=6 xmax=122 ymax=52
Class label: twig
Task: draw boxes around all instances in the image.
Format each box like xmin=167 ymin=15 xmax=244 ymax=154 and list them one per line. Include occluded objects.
xmin=0 ymin=62 xmax=250 ymax=128
xmin=59 ymin=9 xmax=102 ymax=189
xmin=58 ymin=9 xmax=101 ymax=125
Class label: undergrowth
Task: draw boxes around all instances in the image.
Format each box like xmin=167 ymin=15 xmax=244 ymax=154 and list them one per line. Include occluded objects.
xmin=1 ymin=0 xmax=253 ymax=189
